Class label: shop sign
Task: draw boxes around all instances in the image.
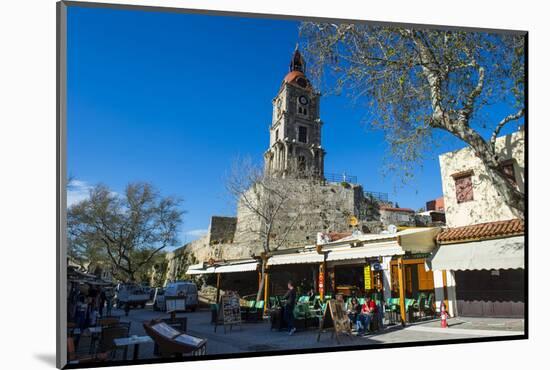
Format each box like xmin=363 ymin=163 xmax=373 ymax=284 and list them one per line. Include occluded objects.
xmin=364 ymin=265 xmax=372 ymax=290
xmin=318 ymin=267 xmax=325 ymax=296
xmin=371 ymin=262 xmax=382 ymax=271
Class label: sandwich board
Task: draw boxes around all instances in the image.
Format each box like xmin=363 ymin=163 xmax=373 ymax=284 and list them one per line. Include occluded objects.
xmin=317 ymin=299 xmax=352 ymax=344
xmin=214 ymin=292 xmax=242 ymax=333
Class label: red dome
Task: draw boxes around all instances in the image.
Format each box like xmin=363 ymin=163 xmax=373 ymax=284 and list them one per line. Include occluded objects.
xmin=283 ymin=70 xmax=310 ymax=88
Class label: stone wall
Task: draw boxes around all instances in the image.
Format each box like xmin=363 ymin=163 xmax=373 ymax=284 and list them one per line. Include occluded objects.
xmin=209 ymin=216 xmax=237 ymax=244
xmin=220 ymin=180 xmax=380 ymax=260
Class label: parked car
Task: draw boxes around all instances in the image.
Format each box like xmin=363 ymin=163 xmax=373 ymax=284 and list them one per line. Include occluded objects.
xmin=152 ymin=287 xmax=166 ymax=311
xmin=114 ymin=283 xmax=150 ymax=309
xmin=163 ymin=281 xmax=199 ymax=312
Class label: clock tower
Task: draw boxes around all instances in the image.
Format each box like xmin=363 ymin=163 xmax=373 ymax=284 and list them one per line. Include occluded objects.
xmin=264 ymin=47 xmax=325 ymax=179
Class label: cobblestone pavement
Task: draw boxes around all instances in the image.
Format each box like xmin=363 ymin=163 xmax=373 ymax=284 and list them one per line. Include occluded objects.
xmin=75 ymin=305 xmax=524 ymax=363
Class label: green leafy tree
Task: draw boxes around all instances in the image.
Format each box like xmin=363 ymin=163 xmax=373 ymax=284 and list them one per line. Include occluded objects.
xmin=301 ymin=24 xmax=525 ymax=218
xmin=68 ymin=182 xmax=184 ymax=282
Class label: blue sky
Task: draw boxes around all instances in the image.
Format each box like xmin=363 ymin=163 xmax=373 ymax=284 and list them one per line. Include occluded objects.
xmin=67 ymin=6 xmax=522 ymax=248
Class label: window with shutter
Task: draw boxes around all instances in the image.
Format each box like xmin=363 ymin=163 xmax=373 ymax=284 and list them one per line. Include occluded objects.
xmin=454 ymin=173 xmax=474 ymax=203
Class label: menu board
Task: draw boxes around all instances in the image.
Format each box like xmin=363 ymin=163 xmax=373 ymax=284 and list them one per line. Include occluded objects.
xmin=166 ymin=297 xmax=186 ymax=313
xmin=152 ymin=322 xmax=181 ymax=339
xmin=214 ymin=292 xmax=242 ymax=333
xmin=174 ymin=333 xmax=205 ymax=347
xmin=221 ymin=293 xmax=241 ymax=325
xmin=317 ymin=299 xmax=352 ymax=343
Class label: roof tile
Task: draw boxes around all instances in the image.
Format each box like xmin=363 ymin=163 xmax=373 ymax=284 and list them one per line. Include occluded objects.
xmin=437 ymin=219 xmax=524 ymax=244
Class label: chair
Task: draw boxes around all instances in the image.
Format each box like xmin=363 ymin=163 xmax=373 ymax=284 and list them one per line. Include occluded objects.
xmin=423 ymin=293 xmax=435 ymax=317
xmin=98 ymin=325 xmax=129 ymax=359
xmin=248 ymin=300 xmax=265 ymax=322
xmin=98 ymin=316 xmax=121 ymax=327
xmin=293 ymin=304 xmax=308 ymax=330
xmin=67 ymin=336 xmax=109 ymax=364
xmin=240 ymin=300 xmax=255 ymax=321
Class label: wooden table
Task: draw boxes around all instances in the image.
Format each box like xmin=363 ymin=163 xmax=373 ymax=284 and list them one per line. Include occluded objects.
xmin=114 ymin=335 xmax=153 ymax=361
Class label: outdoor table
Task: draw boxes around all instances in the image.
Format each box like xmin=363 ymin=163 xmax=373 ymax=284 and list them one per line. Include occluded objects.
xmin=114 ymin=335 xmax=154 ymax=361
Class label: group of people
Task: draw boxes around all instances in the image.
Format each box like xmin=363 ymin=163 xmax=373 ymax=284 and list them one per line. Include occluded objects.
xmin=68 ymin=284 xmax=114 ymax=331
xmin=281 ymin=281 xmax=385 ymax=337
xmin=346 ymin=296 xmax=384 ymax=335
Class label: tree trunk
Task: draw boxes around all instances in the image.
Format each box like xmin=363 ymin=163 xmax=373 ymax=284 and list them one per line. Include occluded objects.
xmin=256 ymin=260 xmax=266 ymax=303
xmin=445 ymin=124 xmax=525 ymax=219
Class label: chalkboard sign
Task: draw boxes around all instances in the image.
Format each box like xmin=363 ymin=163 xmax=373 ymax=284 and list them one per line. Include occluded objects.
xmin=317 ymin=299 xmax=352 ymax=343
xmin=214 ymin=292 xmax=242 ymax=333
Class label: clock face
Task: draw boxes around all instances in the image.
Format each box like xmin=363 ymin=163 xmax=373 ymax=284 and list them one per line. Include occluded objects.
xmin=299 ymin=95 xmax=309 ymax=105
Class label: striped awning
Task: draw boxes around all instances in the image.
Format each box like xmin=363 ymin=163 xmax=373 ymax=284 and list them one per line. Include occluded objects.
xmin=429 ymin=236 xmax=524 ymax=271
xmin=326 ymin=241 xmax=404 ymax=262
xmin=267 ymin=251 xmax=324 ymax=266
xmin=185 ymin=260 xmax=258 ymax=275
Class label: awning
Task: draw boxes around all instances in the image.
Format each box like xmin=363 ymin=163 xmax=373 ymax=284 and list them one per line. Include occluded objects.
xmin=185 ymin=266 xmax=215 ymax=275
xmin=214 ymin=261 xmax=258 ymax=273
xmin=429 ymin=236 xmax=524 ymax=271
xmin=326 ymin=241 xmax=404 ymax=262
xmin=185 ymin=260 xmax=258 ymax=275
xmin=267 ymin=251 xmax=324 ymax=266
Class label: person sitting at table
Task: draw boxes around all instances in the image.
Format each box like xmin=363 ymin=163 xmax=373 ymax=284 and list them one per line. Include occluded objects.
xmin=358 ymin=297 xmax=377 ymax=334
xmin=346 ymin=297 xmax=361 ymax=331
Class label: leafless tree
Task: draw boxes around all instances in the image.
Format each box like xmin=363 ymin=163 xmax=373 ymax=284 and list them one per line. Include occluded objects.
xmin=226 ymin=157 xmax=321 ymax=302
xmin=301 ymin=24 xmax=525 ymax=218
xmin=68 ymin=182 xmax=184 ymax=282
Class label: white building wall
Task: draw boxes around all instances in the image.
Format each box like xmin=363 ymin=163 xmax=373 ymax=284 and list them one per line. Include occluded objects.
xmin=433 ymin=269 xmax=457 ymax=317
xmin=439 ymin=130 xmax=524 ymax=228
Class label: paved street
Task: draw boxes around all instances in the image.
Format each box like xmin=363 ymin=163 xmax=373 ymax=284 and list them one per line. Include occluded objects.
xmin=74 ymin=305 xmax=524 ymax=362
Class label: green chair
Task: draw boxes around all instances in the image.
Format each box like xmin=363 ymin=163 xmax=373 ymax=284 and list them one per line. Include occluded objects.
xmin=241 ymin=300 xmax=255 ymax=321
xmin=298 ymin=296 xmax=310 ymax=304
xmin=248 ymin=300 xmax=265 ymax=322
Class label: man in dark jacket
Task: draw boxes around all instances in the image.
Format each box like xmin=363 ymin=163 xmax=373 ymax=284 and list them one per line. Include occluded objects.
xmin=283 ymin=281 xmax=297 ymax=335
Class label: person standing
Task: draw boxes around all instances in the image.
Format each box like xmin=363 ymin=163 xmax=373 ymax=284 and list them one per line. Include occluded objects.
xmin=105 ymin=289 xmax=113 ymax=316
xmin=283 ymin=281 xmax=297 ymax=336
xmin=99 ymin=289 xmax=107 ymax=317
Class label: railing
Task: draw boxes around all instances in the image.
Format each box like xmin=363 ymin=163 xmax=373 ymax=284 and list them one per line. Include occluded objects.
xmin=364 ymin=191 xmax=389 ymax=203
xmin=324 ymin=172 xmax=358 ymax=184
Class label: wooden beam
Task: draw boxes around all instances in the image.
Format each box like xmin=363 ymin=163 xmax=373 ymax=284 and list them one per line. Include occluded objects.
xmin=215 ymin=273 xmax=221 ymax=304
xmin=263 ymin=272 xmax=270 ymax=315
xmin=397 ymin=257 xmax=406 ymax=325
xmin=442 ymin=269 xmax=449 ymax=314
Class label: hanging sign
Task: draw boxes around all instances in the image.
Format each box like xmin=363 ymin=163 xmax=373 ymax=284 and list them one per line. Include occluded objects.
xmin=364 ymin=264 xmax=372 ymax=290
xmin=318 ymin=263 xmax=325 ymax=297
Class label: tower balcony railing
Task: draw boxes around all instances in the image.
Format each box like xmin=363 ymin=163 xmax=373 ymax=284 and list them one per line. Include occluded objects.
xmin=364 ymin=191 xmax=389 ymax=203
xmin=324 ymin=172 xmax=358 ymax=184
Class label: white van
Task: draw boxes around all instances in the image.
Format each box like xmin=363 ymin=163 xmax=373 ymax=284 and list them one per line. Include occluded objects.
xmin=115 ymin=283 xmax=150 ymax=309
xmin=163 ymin=281 xmax=199 ymax=312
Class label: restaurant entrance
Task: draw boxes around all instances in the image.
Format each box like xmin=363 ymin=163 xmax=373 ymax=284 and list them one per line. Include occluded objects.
xmin=329 ymin=259 xmax=386 ymax=299
xmin=390 ymin=258 xmax=436 ymax=320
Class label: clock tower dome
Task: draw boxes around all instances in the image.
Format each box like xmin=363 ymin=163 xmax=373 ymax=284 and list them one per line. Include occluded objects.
xmin=264 ymin=47 xmax=325 ymax=179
